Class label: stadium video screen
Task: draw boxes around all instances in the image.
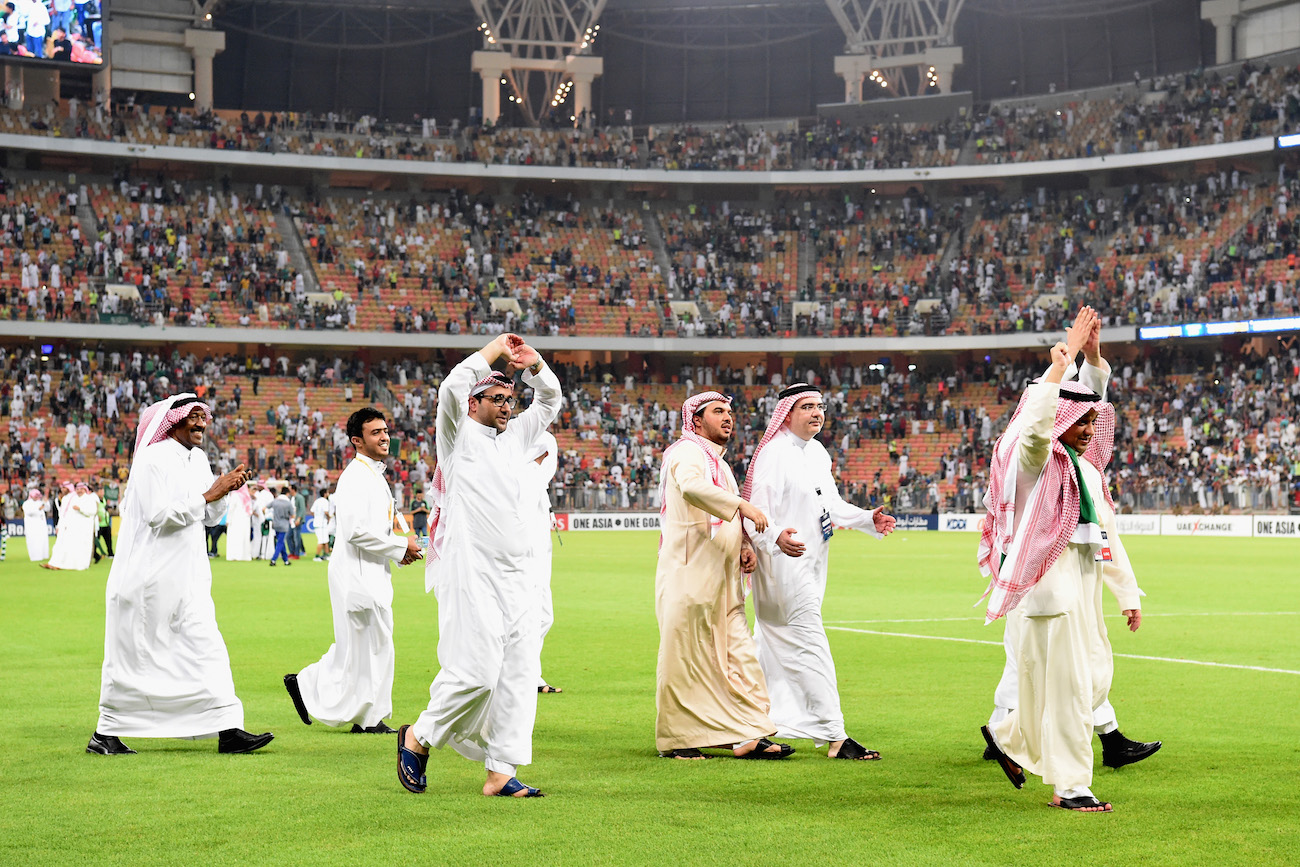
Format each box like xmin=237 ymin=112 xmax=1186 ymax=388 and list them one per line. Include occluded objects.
xmin=0 ymin=0 xmax=103 ymax=65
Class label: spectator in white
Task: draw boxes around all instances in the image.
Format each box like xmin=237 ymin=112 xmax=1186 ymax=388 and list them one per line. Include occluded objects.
xmin=252 ymin=482 xmax=274 ymax=559
xmin=400 ymin=334 xmax=562 ymax=798
xmin=88 ymin=394 xmax=273 ymax=756
xmin=286 ymin=407 xmax=421 ymax=734
xmin=22 ymin=487 xmax=49 ymax=562
xmin=43 ymin=480 xmax=95 ymax=571
xmin=225 ymin=483 xmax=254 ymax=561
xmin=742 ymin=383 xmax=896 ymax=760
xmin=23 ymin=0 xmax=49 ymax=58
xmin=310 ymin=488 xmax=332 ymax=560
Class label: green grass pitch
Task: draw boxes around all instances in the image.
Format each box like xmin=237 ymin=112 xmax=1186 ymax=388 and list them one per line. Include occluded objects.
xmin=2 ymin=530 xmax=1298 ymax=865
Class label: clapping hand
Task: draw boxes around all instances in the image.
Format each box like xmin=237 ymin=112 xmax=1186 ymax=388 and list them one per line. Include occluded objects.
xmin=204 ymin=464 xmax=249 ymax=504
xmin=1065 ymin=305 xmax=1097 ymax=362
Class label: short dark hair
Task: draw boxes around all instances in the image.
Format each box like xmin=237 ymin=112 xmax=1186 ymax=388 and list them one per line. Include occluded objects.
xmin=347 ymin=407 xmax=386 ymax=441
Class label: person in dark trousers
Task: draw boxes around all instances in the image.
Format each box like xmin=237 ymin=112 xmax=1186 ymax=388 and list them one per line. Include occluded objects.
xmin=269 ymin=487 xmax=294 ymax=566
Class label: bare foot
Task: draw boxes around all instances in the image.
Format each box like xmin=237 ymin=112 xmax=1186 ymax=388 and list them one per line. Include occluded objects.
xmin=403 ymin=727 xmax=428 ymax=756
xmin=732 ymin=738 xmax=783 ymax=757
xmin=483 ymin=770 xmax=533 ymax=797
xmin=1052 ymin=795 xmax=1113 ymax=812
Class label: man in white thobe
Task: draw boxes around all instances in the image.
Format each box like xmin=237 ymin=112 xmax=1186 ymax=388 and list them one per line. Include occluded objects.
xmin=522 ymin=430 xmax=561 ymax=694
xmin=285 ymin=408 xmax=421 ymax=733
xmin=22 ymin=488 xmax=49 ymax=562
xmin=44 ymin=481 xmax=95 ymax=570
xmin=399 ymin=333 xmax=561 ymax=798
xmin=310 ymin=488 xmax=332 ymax=561
xmin=88 ymin=394 xmax=274 ymax=756
xmin=743 ymin=383 xmax=896 ymax=760
xmin=985 ymin=324 xmax=1160 ymax=771
xmin=252 ymin=483 xmax=274 ymax=559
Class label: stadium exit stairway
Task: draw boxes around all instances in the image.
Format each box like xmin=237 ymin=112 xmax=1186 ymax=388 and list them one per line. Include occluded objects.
xmin=276 ymin=210 xmax=322 ymax=294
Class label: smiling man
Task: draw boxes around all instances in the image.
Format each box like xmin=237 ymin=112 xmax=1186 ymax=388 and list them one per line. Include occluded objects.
xmin=984 ymin=315 xmax=1158 ymax=775
xmin=742 ymin=383 xmax=896 ymax=761
xmin=978 ymin=308 xmax=1143 ymax=813
xmin=398 ymin=333 xmax=562 ymax=799
xmin=89 ymin=394 xmax=274 ymax=757
xmin=653 ymin=391 xmax=789 ymax=761
xmin=286 ymin=407 xmax=421 ymax=735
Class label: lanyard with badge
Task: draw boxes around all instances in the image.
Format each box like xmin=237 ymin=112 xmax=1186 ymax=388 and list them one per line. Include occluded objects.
xmin=1096 ymin=531 xmax=1112 ymax=562
xmin=359 ymin=457 xmax=408 ymax=533
xmin=815 ymin=487 xmax=833 ymax=541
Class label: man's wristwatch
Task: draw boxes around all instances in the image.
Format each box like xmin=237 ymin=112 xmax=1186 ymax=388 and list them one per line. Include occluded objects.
xmin=528 ymin=359 xmax=543 ymax=375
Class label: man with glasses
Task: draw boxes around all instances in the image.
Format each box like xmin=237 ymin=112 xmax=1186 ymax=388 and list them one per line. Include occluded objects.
xmin=397 ymin=333 xmax=562 ymax=798
xmin=741 ymin=383 xmax=897 ymax=760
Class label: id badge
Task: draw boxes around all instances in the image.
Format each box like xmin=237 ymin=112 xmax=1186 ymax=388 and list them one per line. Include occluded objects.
xmin=1096 ymin=530 xmax=1112 ymax=563
xmin=815 ymin=487 xmax=834 ymax=540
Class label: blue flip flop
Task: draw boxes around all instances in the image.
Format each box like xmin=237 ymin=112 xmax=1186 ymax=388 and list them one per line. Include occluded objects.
xmin=396 ymin=725 xmax=428 ymax=794
xmin=494 ymin=777 xmax=545 ymax=798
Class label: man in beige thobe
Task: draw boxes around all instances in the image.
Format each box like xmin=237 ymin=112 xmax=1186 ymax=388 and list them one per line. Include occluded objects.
xmin=654 ymin=391 xmax=792 ymax=761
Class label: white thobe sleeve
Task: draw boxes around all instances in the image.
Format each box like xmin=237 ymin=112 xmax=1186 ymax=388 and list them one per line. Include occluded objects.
xmin=339 ymin=470 xmax=408 ymax=562
xmin=137 ymin=457 xmax=212 ymax=532
xmin=744 ymin=447 xmax=783 ymax=556
xmin=1077 ymin=358 xmax=1111 ymax=400
xmin=1015 ymin=382 xmax=1059 ymax=479
xmin=509 ymin=362 xmax=563 ymax=445
xmin=1098 ymin=501 xmax=1144 ymax=611
xmin=818 ymin=449 xmax=884 ymax=539
xmin=437 ymin=354 xmax=491 ymax=465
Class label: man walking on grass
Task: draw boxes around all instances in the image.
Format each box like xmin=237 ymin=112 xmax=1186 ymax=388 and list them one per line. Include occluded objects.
xmin=653 ymin=391 xmax=791 ymax=761
xmin=398 ymin=334 xmax=562 ymax=798
xmin=88 ymin=394 xmax=273 ymax=757
xmin=286 ymin=408 xmax=422 ymax=735
xmin=978 ymin=308 xmax=1146 ymax=813
xmin=743 ymin=382 xmax=896 ymax=761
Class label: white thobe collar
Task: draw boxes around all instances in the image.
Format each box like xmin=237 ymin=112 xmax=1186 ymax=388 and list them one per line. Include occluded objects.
xmin=779 ymin=427 xmax=812 ymax=451
xmin=467 ymin=417 xmax=500 ymax=439
xmin=355 ymin=453 xmax=388 ymax=474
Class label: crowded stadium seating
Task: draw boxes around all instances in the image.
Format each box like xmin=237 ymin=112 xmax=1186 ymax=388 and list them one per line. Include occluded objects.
xmin=5 ymin=342 xmax=1297 ymax=516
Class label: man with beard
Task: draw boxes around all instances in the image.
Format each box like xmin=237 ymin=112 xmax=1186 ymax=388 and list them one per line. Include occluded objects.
xmin=653 ymin=391 xmax=790 ymax=761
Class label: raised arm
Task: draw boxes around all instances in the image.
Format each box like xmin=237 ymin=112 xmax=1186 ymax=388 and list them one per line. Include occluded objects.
xmin=819 ymin=451 xmax=892 ymax=539
xmin=1078 ymin=313 xmax=1111 ymax=399
xmin=438 ymin=335 xmax=528 ymax=463
xmin=506 ymin=341 xmax=562 ymax=446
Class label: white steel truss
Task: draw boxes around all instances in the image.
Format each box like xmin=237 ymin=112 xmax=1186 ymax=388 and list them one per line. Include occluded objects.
xmin=470 ymin=0 xmax=607 ymax=124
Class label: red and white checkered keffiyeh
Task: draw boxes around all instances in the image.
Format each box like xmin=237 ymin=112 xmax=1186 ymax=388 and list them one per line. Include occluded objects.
xmin=978 ymin=378 xmax=1116 ymax=622
xmin=741 ymin=384 xmax=820 ymax=503
xmin=135 ymin=394 xmax=213 ymax=450
xmin=658 ymin=391 xmax=731 ymax=543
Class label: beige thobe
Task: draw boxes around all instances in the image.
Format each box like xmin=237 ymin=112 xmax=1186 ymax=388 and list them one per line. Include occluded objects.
xmin=988 ymin=382 xmax=1120 ymax=795
xmin=654 ymin=438 xmax=774 ymax=752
